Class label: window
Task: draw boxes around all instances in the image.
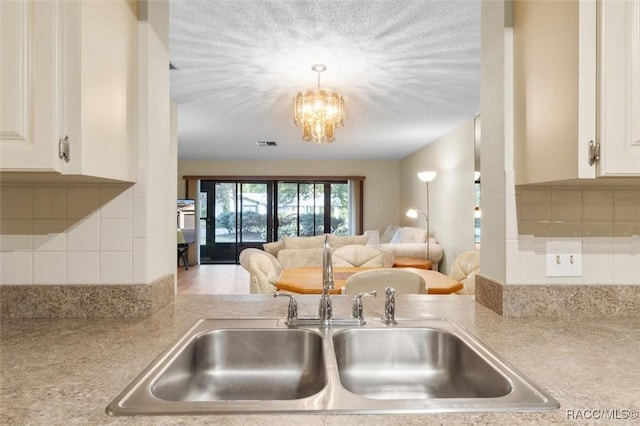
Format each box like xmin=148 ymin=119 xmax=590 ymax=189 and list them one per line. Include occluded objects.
xmin=276 ymin=181 xmax=349 ymax=239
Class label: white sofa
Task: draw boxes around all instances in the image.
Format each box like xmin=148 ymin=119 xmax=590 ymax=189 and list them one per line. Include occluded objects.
xmin=239 ymin=234 xmax=394 ymax=294
xmin=449 ymin=250 xmax=480 ymax=295
xmin=365 ymin=225 xmax=443 ymax=271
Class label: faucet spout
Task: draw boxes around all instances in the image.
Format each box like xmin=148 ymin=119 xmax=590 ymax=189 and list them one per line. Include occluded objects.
xmin=319 ymin=235 xmax=334 ymax=326
xmin=322 ymin=235 xmax=334 ymax=293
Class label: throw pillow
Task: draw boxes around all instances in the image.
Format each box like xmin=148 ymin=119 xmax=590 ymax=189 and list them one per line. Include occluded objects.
xmin=380 ymin=225 xmax=400 ymax=244
xmin=277 ymin=248 xmax=325 ymax=268
xmin=282 ymin=235 xmax=325 ymax=250
xmin=263 ymin=240 xmax=284 ymax=257
xmin=328 ymin=234 xmax=368 ymax=248
xmin=390 ymin=227 xmax=428 ymax=244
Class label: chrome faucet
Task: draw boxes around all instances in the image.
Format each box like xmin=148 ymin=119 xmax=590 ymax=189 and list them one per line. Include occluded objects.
xmin=274 ymin=236 xmax=368 ymax=327
xmin=273 ymin=293 xmax=298 ymax=325
xmin=382 ymin=287 xmax=397 ymax=325
xmin=352 ymin=291 xmax=376 ymax=325
xmin=318 ymin=235 xmax=334 ymax=327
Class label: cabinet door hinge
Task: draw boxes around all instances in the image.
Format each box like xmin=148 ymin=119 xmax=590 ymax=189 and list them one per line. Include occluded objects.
xmin=58 ymin=136 xmax=70 ymax=162
xmin=588 ymin=140 xmax=600 ymax=166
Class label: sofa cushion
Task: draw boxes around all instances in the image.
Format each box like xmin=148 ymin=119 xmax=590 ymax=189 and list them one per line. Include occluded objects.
xmin=263 ymin=240 xmax=284 ymax=257
xmin=328 ymin=234 xmax=368 ymax=248
xmin=380 ymin=225 xmax=400 ymax=244
xmin=390 ymin=227 xmax=428 ymax=244
xmin=332 ymin=245 xmax=393 ymax=268
xmin=277 ymin=248 xmax=325 ymax=268
xmin=282 ymin=235 xmax=325 ymax=250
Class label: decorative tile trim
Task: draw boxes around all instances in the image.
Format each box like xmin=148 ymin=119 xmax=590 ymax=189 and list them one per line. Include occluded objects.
xmin=0 ymin=274 xmax=174 ymax=318
xmin=476 ymin=274 xmax=640 ymax=317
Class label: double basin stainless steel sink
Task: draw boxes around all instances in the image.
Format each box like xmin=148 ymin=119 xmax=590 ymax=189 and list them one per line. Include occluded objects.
xmin=106 ymin=317 xmax=559 ymax=415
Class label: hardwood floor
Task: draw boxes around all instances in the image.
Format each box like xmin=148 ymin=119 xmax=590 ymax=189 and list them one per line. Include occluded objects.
xmin=177 ymin=264 xmax=250 ymax=295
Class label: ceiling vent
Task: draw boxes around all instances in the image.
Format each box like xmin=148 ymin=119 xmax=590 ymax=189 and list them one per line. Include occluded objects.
xmin=256 ymin=141 xmax=278 ymax=147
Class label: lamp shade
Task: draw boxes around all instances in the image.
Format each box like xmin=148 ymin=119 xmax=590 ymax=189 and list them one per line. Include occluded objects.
xmin=406 ymin=207 xmax=427 ymax=219
xmin=417 ymin=171 xmax=437 ymax=182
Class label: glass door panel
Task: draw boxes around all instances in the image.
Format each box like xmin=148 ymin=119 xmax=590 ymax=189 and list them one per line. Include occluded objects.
xmin=214 ymin=182 xmax=237 ymax=243
xmin=277 ymin=182 xmax=298 ymax=240
xmin=199 ymin=181 xmax=237 ymax=263
xmin=330 ymin=182 xmax=349 ymax=235
xmin=199 ymin=192 xmax=208 ymax=255
xmin=239 ymin=182 xmax=271 ymax=252
xmin=313 ymin=183 xmax=325 ymax=235
xmin=200 ymin=181 xmax=273 ymax=263
xmin=298 ymin=183 xmax=314 ymax=236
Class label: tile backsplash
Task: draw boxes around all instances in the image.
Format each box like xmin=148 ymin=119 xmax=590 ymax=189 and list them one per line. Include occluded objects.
xmin=508 ymin=186 xmax=640 ymax=285
xmin=0 ymin=183 xmax=137 ymax=285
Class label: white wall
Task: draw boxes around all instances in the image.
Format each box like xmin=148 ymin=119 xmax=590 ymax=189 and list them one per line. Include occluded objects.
xmin=479 ymin=0 xmax=508 ymax=283
xmin=177 ymin=159 xmax=400 ymax=234
xmin=136 ymin=2 xmax=174 ymax=285
xmin=399 ymin=119 xmax=477 ymax=273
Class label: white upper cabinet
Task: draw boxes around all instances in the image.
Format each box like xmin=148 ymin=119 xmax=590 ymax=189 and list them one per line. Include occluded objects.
xmin=598 ymin=0 xmax=640 ymax=176
xmin=0 ymin=0 xmax=138 ymax=183
xmin=1 ymin=0 xmax=63 ymax=172
xmin=514 ymin=0 xmax=640 ymax=185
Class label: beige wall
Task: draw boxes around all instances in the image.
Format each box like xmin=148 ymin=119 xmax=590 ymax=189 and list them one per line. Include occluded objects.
xmin=399 ymin=119 xmax=477 ymax=274
xmin=178 ymin=159 xmax=400 ymax=234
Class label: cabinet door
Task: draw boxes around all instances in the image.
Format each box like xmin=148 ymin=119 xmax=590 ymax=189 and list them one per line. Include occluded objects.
xmin=598 ymin=0 xmax=640 ymax=176
xmin=0 ymin=0 xmax=63 ymax=172
xmin=61 ymin=0 xmax=138 ymax=182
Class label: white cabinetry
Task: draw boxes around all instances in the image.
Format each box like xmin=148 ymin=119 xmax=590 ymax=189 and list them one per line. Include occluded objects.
xmin=598 ymin=0 xmax=640 ymax=176
xmin=1 ymin=0 xmax=63 ymax=172
xmin=0 ymin=0 xmax=138 ymax=183
xmin=514 ymin=0 xmax=640 ymax=185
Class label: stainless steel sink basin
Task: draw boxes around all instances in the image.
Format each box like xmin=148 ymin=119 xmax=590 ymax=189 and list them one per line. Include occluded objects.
xmin=333 ymin=328 xmax=512 ymax=400
xmin=107 ymin=317 xmax=559 ymax=415
xmin=151 ymin=329 xmax=326 ymax=401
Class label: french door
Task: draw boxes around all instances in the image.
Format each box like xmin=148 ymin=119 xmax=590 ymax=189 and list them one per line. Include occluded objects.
xmin=200 ymin=181 xmax=273 ymax=263
xmin=200 ymin=180 xmax=349 ymax=264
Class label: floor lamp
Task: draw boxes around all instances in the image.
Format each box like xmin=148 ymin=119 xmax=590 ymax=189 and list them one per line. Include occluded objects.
xmin=407 ymin=171 xmax=437 ymax=262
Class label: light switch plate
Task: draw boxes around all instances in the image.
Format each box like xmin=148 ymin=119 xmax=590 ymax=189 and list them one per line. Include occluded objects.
xmin=546 ymin=240 xmax=583 ymax=277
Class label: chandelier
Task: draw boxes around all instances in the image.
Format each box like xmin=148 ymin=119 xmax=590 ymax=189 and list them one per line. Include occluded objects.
xmin=294 ymin=64 xmax=345 ymax=144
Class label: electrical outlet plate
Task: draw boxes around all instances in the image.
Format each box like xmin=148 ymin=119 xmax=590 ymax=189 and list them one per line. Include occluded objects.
xmin=546 ymin=240 xmax=583 ymax=277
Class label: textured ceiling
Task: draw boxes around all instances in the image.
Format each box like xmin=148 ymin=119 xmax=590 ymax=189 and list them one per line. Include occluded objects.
xmin=170 ymin=0 xmax=480 ymax=160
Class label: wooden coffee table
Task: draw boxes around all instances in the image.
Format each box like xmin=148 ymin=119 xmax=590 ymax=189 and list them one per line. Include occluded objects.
xmin=276 ymin=267 xmax=463 ymax=295
xmin=393 ymin=257 xmax=432 ymax=270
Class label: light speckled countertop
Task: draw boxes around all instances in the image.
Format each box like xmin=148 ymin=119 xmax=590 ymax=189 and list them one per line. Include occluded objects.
xmin=2 ymin=295 xmax=639 ymax=425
